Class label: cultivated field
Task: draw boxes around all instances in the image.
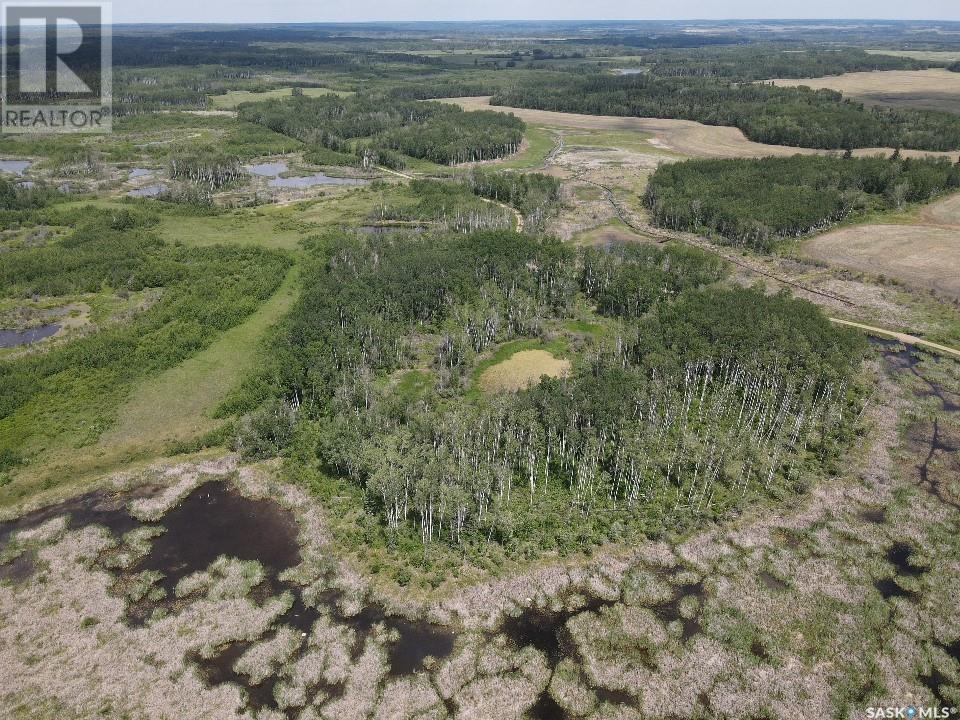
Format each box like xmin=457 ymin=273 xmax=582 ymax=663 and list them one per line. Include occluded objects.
xmin=446 ymin=97 xmax=957 ymax=160
xmin=866 ymin=49 xmax=960 ymax=62
xmin=804 ymin=192 xmax=960 ymax=301
xmin=772 ymin=68 xmax=960 ymax=114
xmin=208 ymin=86 xmax=350 ymax=109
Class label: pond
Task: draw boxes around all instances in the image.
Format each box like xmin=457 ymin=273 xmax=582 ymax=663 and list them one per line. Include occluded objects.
xmin=128 ymin=168 xmax=155 ymax=179
xmin=0 ymin=159 xmax=32 ymax=176
xmin=269 ymin=172 xmax=367 ymax=189
xmin=246 ymin=161 xmax=289 ymax=177
xmin=127 ymin=184 xmax=167 ymax=198
xmin=0 ymin=323 xmax=59 ymax=348
xmin=246 ymin=160 xmax=369 ymax=188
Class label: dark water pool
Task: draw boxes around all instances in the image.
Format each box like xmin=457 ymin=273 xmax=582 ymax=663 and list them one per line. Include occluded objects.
xmin=0 ymin=324 xmax=59 ymax=348
xmin=127 ymin=184 xmax=167 ymax=198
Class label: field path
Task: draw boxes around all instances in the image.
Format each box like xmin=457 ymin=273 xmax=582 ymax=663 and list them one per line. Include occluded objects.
xmin=98 ymin=266 xmax=299 ymax=452
xmin=828 ymin=319 xmax=960 ymax=358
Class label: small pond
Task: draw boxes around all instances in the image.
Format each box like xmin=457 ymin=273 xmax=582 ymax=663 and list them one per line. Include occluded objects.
xmin=128 ymin=168 xmax=155 ymax=179
xmin=269 ymin=172 xmax=367 ymax=189
xmin=0 ymin=159 xmax=32 ymax=176
xmin=246 ymin=160 xmax=368 ymax=188
xmin=0 ymin=323 xmax=59 ymax=348
xmin=127 ymin=184 xmax=167 ymax=198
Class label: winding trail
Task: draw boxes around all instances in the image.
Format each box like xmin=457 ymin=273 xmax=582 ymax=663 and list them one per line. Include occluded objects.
xmin=377 ymin=165 xmax=524 ymax=232
xmin=382 ymin=143 xmax=960 ymax=361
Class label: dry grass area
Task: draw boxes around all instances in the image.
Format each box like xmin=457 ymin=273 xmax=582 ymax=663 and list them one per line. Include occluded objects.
xmin=574 ymin=221 xmax=661 ymax=248
xmin=921 ymin=191 xmax=960 ymax=226
xmin=444 ymin=97 xmax=956 ymax=160
xmin=478 ymin=350 xmax=571 ymax=392
xmin=804 ymin=192 xmax=960 ymax=301
xmin=805 ymin=225 xmax=960 ymax=300
xmin=772 ymin=68 xmax=960 ymax=114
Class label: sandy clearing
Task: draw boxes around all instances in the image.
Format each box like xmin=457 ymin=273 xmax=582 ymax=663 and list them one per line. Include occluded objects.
xmin=443 ymin=97 xmax=957 ymax=160
xmin=478 ymin=350 xmax=571 ymax=392
xmin=771 ymin=68 xmax=960 ymax=115
xmin=804 ymin=223 xmax=960 ymax=301
xmin=919 ymin=191 xmax=960 ymax=227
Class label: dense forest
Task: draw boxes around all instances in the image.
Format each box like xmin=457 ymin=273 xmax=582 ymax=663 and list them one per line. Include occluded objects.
xmin=492 ymin=74 xmax=960 ymax=151
xmin=645 ymin=154 xmax=960 ymax=249
xmin=226 ymin=229 xmax=864 ymax=551
xmin=238 ymin=94 xmax=525 ymax=167
xmin=641 ymin=46 xmax=932 ymax=81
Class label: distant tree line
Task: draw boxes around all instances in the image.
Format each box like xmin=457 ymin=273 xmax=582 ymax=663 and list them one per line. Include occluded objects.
xmin=643 ymin=46 xmax=933 ymax=81
xmin=491 ymin=74 xmax=960 ymax=151
xmin=238 ymin=94 xmax=525 ymax=166
xmin=645 ymin=154 xmax=960 ymax=249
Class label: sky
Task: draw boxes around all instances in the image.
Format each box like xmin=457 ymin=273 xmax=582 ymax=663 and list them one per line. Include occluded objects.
xmin=111 ymin=1 xmax=960 ymax=24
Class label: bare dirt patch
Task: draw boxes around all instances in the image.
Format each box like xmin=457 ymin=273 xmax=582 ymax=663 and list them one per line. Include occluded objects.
xmin=772 ymin=69 xmax=960 ymax=115
xmin=804 ymin=222 xmax=960 ymax=301
xmin=478 ymin=350 xmax=571 ymax=392
xmin=919 ymin=191 xmax=960 ymax=227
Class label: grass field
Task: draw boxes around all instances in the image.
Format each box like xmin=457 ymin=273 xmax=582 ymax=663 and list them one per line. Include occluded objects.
xmin=771 ymin=68 xmax=960 ymax=114
xmin=445 ymin=96 xmax=957 ymax=160
xmin=97 ymin=267 xmax=298 ymax=454
xmin=494 ymin=124 xmax=557 ymax=169
xmin=208 ymin=86 xmax=351 ymax=109
xmin=157 ymin=209 xmax=306 ymax=250
xmin=804 ymin=192 xmax=960 ymax=301
xmin=4 ymin=267 xmax=298 ymax=503
xmin=573 ymin=219 xmax=660 ymax=247
xmin=475 ymin=341 xmax=571 ymax=392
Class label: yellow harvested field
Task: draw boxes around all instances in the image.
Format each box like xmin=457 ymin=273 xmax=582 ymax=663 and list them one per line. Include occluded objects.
xmin=804 ymin=222 xmax=960 ymax=300
xmin=771 ymin=69 xmax=960 ymax=114
xmin=443 ymin=97 xmax=955 ymax=160
xmin=478 ymin=350 xmax=571 ymax=392
xmin=866 ymin=50 xmax=960 ymax=62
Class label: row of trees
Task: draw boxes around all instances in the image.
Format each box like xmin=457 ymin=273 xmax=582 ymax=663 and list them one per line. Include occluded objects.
xmin=645 ymin=154 xmax=960 ymax=249
xmin=238 ymin=94 xmax=525 ymax=166
xmin=168 ymin=149 xmax=247 ymax=190
xmin=642 ymin=45 xmax=932 ymax=81
xmin=491 ymin=74 xmax=960 ymax=151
